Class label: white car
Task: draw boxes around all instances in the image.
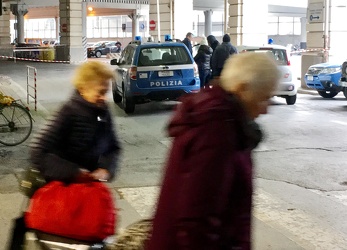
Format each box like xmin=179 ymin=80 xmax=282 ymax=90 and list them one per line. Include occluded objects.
xmin=237 ymin=45 xmax=297 ymax=105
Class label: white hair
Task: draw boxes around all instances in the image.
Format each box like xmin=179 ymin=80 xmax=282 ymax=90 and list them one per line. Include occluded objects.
xmin=220 ymin=52 xmax=281 ymax=93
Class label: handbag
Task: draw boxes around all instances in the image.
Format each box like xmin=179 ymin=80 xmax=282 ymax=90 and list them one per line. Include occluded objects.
xmin=19 ymin=167 xmax=46 ymax=198
xmin=25 ymin=181 xmax=116 ymax=242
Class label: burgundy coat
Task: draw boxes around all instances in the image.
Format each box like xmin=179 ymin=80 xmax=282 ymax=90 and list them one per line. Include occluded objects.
xmin=146 ymin=86 xmax=256 ymax=250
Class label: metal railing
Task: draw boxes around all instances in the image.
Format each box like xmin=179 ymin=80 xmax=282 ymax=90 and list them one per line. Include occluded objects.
xmin=26 ymin=66 xmax=37 ymax=111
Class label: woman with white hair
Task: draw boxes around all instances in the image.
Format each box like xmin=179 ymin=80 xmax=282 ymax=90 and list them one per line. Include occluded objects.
xmin=194 ymin=36 xmax=213 ymax=88
xmin=146 ymin=52 xmax=280 ymax=250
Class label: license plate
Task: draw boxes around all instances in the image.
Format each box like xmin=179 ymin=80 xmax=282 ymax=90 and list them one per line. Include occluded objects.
xmin=158 ymin=71 xmax=173 ymax=77
xmin=307 ymin=75 xmax=313 ymax=81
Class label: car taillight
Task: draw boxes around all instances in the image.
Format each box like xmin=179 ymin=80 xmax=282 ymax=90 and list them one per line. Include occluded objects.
xmin=193 ymin=63 xmax=199 ymax=77
xmin=129 ymin=66 xmax=137 ymax=80
xmin=286 ymin=55 xmax=291 ymax=65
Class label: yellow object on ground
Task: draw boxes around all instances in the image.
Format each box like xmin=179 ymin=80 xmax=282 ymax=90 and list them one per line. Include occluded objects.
xmin=0 ymin=91 xmax=14 ymax=105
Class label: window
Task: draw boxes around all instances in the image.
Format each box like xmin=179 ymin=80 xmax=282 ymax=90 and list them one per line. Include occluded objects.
xmin=139 ymin=46 xmax=191 ymax=66
xmin=268 ymin=16 xmax=301 ymax=36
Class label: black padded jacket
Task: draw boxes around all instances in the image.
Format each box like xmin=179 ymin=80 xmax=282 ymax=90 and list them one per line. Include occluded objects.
xmin=30 ymin=90 xmax=121 ymax=183
xmin=194 ymin=45 xmax=213 ymax=71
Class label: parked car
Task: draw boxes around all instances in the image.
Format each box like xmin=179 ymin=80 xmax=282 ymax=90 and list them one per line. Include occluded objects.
xmin=87 ymin=41 xmax=119 ymax=58
xmin=304 ymin=62 xmax=342 ymax=98
xmin=238 ymin=45 xmax=297 ymax=105
xmin=338 ymin=61 xmax=347 ymax=97
xmin=110 ymin=40 xmax=200 ymax=114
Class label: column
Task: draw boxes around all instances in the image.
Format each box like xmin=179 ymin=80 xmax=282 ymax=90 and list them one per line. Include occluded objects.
xmin=59 ymin=0 xmax=85 ymax=63
xmin=204 ymin=9 xmax=213 ymax=37
xmin=129 ymin=10 xmax=140 ymax=38
xmin=300 ymin=17 xmax=307 ymax=46
xmin=228 ymin=0 xmax=268 ymax=46
xmin=55 ymin=16 xmax=60 ymax=41
xmin=11 ymin=4 xmax=28 ymax=44
xmin=0 ymin=1 xmax=12 ymax=56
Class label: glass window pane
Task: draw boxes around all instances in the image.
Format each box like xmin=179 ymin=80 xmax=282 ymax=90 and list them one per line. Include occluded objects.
xmin=268 ymin=23 xmax=278 ymax=35
xmin=279 ymin=22 xmax=293 ymax=35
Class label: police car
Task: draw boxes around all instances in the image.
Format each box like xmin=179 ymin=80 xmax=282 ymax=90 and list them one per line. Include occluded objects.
xmin=110 ymin=36 xmax=200 ymax=114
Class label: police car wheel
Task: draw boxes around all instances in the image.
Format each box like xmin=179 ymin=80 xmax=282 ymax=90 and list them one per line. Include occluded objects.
xmin=317 ymin=90 xmax=338 ymax=98
xmin=122 ymin=90 xmax=135 ymax=114
xmin=343 ymin=88 xmax=347 ymax=99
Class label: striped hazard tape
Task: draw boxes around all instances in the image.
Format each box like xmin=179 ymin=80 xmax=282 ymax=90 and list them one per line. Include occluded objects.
xmin=0 ymin=55 xmax=111 ymax=64
xmin=0 ymin=55 xmax=72 ymax=63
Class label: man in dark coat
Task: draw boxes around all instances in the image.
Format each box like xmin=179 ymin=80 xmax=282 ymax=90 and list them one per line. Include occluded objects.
xmin=207 ymin=35 xmax=220 ymax=52
xmin=211 ymin=34 xmax=238 ymax=78
xmin=146 ymin=52 xmax=281 ymax=250
xmin=182 ymin=32 xmax=194 ymax=55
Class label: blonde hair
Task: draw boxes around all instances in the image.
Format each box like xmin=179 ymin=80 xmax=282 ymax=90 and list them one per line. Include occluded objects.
xmin=72 ymin=61 xmax=114 ymax=90
xmin=220 ymin=52 xmax=280 ymax=94
xmin=200 ymin=37 xmax=208 ymax=46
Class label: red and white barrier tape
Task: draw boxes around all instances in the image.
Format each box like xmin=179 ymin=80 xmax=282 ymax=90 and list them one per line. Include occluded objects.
xmin=0 ymin=55 xmax=112 ymax=64
xmin=0 ymin=55 xmax=72 ymax=63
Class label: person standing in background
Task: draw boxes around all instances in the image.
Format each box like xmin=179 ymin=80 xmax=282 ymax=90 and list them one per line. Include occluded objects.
xmin=207 ymin=35 xmax=220 ymax=52
xmin=211 ymin=34 xmax=238 ymax=80
xmin=115 ymin=42 xmax=122 ymax=53
xmin=194 ymin=37 xmax=213 ymax=88
xmin=182 ymin=32 xmax=194 ymax=55
xmin=146 ymin=52 xmax=281 ymax=250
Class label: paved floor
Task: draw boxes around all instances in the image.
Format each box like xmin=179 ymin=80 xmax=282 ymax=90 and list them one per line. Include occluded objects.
xmin=0 ymin=58 xmax=311 ymax=249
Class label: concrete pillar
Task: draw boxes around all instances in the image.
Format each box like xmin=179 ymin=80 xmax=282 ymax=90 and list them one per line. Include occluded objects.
xmin=300 ymin=17 xmax=307 ymax=44
xmin=204 ymin=9 xmax=213 ymax=37
xmin=0 ymin=1 xmax=12 ymax=56
xmin=149 ymin=0 xmax=193 ymax=42
xmin=129 ymin=10 xmax=141 ymax=38
xmin=228 ymin=0 xmax=268 ymax=46
xmin=11 ymin=4 xmax=28 ymax=44
xmin=55 ymin=16 xmax=60 ymax=41
xmin=59 ymin=0 xmax=85 ymax=63
xmin=17 ymin=15 xmax=25 ymax=44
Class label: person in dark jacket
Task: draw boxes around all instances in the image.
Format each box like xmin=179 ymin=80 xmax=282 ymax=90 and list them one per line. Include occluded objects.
xmin=30 ymin=61 xmax=121 ymax=183
xmin=146 ymin=52 xmax=281 ymax=250
xmin=194 ymin=37 xmax=213 ymax=88
xmin=182 ymin=32 xmax=194 ymax=55
xmin=211 ymin=34 xmax=238 ymax=79
xmin=207 ymin=35 xmax=220 ymax=52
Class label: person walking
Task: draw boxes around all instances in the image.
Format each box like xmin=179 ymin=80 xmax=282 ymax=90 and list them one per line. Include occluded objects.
xmin=146 ymin=52 xmax=281 ymax=250
xmin=30 ymin=60 xmax=121 ymax=184
xmin=211 ymin=34 xmax=238 ymax=79
xmin=182 ymin=32 xmax=194 ymax=55
xmin=194 ymin=37 xmax=213 ymax=88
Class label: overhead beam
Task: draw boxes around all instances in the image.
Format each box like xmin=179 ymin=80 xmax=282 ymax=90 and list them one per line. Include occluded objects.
xmin=268 ymin=5 xmax=307 ymax=17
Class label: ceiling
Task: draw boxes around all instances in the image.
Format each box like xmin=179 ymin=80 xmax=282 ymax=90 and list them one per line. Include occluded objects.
xmin=4 ymin=0 xmax=307 ymax=18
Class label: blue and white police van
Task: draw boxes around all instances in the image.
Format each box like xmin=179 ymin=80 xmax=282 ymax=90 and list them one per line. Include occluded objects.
xmin=111 ymin=36 xmax=200 ymax=114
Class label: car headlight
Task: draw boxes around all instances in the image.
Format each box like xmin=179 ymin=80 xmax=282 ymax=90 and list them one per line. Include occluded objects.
xmin=319 ymin=67 xmax=341 ymax=74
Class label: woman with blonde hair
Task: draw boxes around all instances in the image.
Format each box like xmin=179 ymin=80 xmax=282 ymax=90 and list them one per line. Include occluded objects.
xmin=30 ymin=60 xmax=121 ymax=184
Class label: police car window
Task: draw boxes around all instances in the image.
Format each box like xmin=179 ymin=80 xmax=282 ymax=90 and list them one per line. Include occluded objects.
xmin=118 ymin=47 xmax=128 ymax=64
xmin=138 ymin=46 xmax=191 ymax=66
xmin=125 ymin=47 xmax=134 ymax=64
